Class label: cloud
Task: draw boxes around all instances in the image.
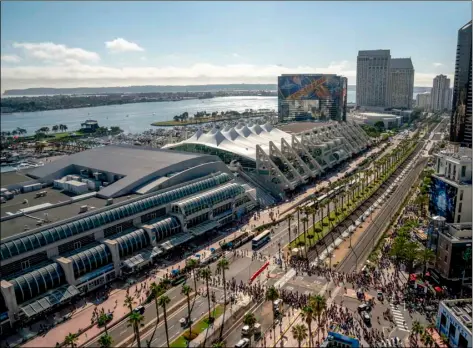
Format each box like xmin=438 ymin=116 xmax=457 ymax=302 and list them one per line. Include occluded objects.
xmin=232 ymin=53 xmax=241 ymax=58
xmin=433 ymin=62 xmax=443 ymax=67
xmin=0 ymin=57 xmax=451 ymax=90
xmin=1 ymin=55 xmax=21 ymax=63
xmin=105 ymin=38 xmax=144 ymax=52
xmin=13 ymin=42 xmax=100 ymax=62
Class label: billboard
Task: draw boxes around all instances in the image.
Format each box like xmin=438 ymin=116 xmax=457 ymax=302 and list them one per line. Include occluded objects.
xmin=278 ymin=74 xmax=346 ymax=122
xmin=429 ymin=177 xmax=458 ymax=223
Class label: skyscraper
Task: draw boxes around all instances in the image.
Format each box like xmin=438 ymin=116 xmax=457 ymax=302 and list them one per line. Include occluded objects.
xmin=451 ymin=20 xmax=472 ymax=147
xmin=356 ymin=50 xmax=391 ymax=107
xmin=431 ymin=74 xmax=452 ymax=112
xmin=389 ymin=58 xmax=415 ymax=109
xmin=416 ymin=92 xmax=431 ymax=110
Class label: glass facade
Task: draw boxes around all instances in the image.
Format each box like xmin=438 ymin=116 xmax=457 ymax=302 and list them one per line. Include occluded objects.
xmin=116 ymin=229 xmax=150 ymax=258
xmin=173 ymin=183 xmax=245 ymax=216
xmin=278 ymin=74 xmax=347 ymax=122
xmin=1 ymin=172 xmax=232 ymax=261
xmin=10 ymin=263 xmax=66 ymax=304
xmin=69 ymin=244 xmax=112 ymax=278
xmin=148 ymin=217 xmax=182 ymax=242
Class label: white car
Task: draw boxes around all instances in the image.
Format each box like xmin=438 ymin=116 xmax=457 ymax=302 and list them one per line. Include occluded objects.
xmin=235 ymin=338 xmax=250 ymax=348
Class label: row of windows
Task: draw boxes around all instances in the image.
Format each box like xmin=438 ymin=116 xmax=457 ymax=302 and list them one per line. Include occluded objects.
xmin=1 ymin=172 xmax=232 ymax=261
xmin=173 ymin=183 xmax=245 ymax=216
xmin=11 ymin=263 xmax=65 ymax=304
xmin=70 ymin=244 xmax=112 ymax=278
xmin=149 ymin=217 xmax=182 ymax=242
xmin=116 ymin=229 xmax=150 ymax=258
xmin=1 ymin=252 xmax=48 ymax=280
xmin=187 ymin=213 xmax=210 ymax=229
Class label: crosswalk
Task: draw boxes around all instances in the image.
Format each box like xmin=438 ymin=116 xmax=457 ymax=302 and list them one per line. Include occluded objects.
xmin=389 ymin=303 xmax=410 ymax=332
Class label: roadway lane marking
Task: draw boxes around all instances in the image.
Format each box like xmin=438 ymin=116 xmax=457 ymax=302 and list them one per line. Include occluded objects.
xmin=170 ymin=325 xmax=174 ymax=329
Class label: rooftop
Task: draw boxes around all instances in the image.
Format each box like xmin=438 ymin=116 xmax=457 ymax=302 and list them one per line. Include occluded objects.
xmin=27 ymin=145 xmax=217 ymax=198
xmin=390 ymin=58 xmax=414 ymax=70
xmin=356 ymin=112 xmax=399 ymax=118
xmin=358 ymin=49 xmax=390 ymax=56
xmin=1 ymin=188 xmax=137 ymax=239
xmin=441 ymin=299 xmax=473 ymax=332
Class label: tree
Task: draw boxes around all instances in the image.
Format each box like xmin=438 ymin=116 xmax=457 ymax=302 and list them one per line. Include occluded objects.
xmin=128 ymin=311 xmax=144 ymax=348
xmin=422 ymin=332 xmax=434 ymax=348
xmin=98 ymin=333 xmax=113 ymax=348
xmin=301 ymin=305 xmax=315 ymax=348
xmin=301 ymin=216 xmax=309 ymax=258
xmin=62 ymin=124 xmax=68 ymax=132
xmin=200 ymin=267 xmax=213 ymax=322
xmin=265 ymin=285 xmax=279 ymax=346
xmin=147 ymin=282 xmax=161 ymax=347
xmin=212 ymin=341 xmax=225 ymax=348
xmin=242 ymin=312 xmax=257 ymax=347
xmin=292 ymin=324 xmax=308 ymax=348
xmin=287 ymin=213 xmax=293 ymax=244
xmin=158 ymin=295 xmax=171 ymax=348
xmin=181 ymin=284 xmax=193 ymax=337
xmin=411 ymin=320 xmax=424 ymax=344
xmin=52 ymin=125 xmax=59 ymax=132
xmin=417 ymin=248 xmax=436 ymax=277
xmin=64 ymin=333 xmax=79 ymax=348
xmin=217 ymin=257 xmax=230 ymax=341
xmin=310 ymin=294 xmax=326 ymax=344
xmin=186 ymin=258 xmax=199 ymax=302
xmin=97 ymin=310 xmax=111 ymax=335
xmin=124 ymin=294 xmax=135 ymax=313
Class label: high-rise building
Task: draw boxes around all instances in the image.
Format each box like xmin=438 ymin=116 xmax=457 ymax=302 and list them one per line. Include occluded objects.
xmin=356 ymin=50 xmax=391 ymax=107
xmin=389 ymin=58 xmax=415 ymax=109
xmin=431 ymin=75 xmax=452 ymax=112
xmin=451 ymin=20 xmax=472 ymax=147
xmin=278 ymin=74 xmax=347 ymax=122
xmin=416 ymin=92 xmax=431 ymax=110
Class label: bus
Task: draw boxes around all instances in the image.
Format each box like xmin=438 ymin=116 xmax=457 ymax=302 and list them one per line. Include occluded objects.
xmin=252 ymin=230 xmax=271 ymax=250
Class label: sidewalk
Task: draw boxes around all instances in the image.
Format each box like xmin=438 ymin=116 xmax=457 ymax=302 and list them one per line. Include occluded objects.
xmin=9 ymin=142 xmax=385 ymax=347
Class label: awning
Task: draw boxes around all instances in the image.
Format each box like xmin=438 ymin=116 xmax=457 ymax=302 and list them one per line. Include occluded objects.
xmin=434 ymin=286 xmax=442 ymax=293
xmin=410 ymin=274 xmax=417 ymax=281
xmin=188 ymin=221 xmax=219 ymax=236
xmin=20 ymin=285 xmax=80 ymax=318
xmin=122 ymin=248 xmax=155 ymax=270
xmin=160 ymin=233 xmax=194 ymax=251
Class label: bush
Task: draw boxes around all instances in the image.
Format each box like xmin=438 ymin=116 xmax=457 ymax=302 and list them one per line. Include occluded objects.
xmin=182 ymin=330 xmax=199 ymax=341
xmin=314 ymin=228 xmax=322 ymax=233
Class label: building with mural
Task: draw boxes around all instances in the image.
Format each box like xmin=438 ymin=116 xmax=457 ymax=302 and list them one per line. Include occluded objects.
xmin=278 ymin=74 xmax=347 ymax=122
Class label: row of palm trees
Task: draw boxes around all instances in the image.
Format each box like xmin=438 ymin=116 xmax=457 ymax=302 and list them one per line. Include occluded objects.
xmin=287 ymin=137 xmax=416 ymax=259
xmin=410 ymin=320 xmax=440 ymax=347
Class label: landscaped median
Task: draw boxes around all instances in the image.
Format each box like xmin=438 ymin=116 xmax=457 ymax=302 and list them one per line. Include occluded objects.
xmin=288 ymin=139 xmax=419 ymax=251
xmin=170 ymin=305 xmax=224 ymax=348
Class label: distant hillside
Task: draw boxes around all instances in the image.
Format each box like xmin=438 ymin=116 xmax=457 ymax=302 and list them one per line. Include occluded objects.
xmin=3 ymin=84 xmax=431 ymax=96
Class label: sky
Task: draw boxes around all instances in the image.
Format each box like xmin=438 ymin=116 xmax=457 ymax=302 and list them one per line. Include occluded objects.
xmin=1 ymin=1 xmax=471 ymax=91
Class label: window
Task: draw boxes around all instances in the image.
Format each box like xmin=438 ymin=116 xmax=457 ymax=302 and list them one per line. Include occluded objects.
xmin=21 ymin=260 xmax=30 ymax=270
xmin=461 ymin=166 xmax=466 ymax=177
xmin=460 ymin=191 xmax=464 ymax=201
xmin=457 ymin=215 xmax=461 ymax=223
xmin=440 ymin=314 xmax=447 ymax=327
xmin=444 ymin=255 xmax=448 ymax=262
xmin=445 ymin=243 xmax=449 ymax=251
xmin=74 ymin=241 xmax=81 ymax=250
xmin=459 ymin=203 xmax=462 ymax=213
xmin=117 ymin=225 xmax=123 ymax=233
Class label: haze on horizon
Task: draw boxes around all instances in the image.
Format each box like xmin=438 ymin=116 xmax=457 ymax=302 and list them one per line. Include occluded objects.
xmin=1 ymin=1 xmax=471 ymax=93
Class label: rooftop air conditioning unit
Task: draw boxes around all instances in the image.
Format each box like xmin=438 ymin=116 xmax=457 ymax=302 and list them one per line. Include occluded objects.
xmin=79 ymin=205 xmax=88 ymax=213
xmin=106 ymin=198 xmax=114 ymax=206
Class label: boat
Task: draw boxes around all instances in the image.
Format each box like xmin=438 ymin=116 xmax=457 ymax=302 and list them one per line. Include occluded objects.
xmin=15 ymin=161 xmax=44 ymax=171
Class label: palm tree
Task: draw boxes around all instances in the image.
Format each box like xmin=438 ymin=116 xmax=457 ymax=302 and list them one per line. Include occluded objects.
xmin=411 ymin=320 xmax=424 ymax=342
xmin=292 ymin=324 xmax=308 ymax=348
xmin=97 ymin=310 xmax=111 ymax=335
xmin=310 ymin=294 xmax=326 ymax=344
xmin=217 ymin=257 xmax=230 ymax=341
xmin=158 ymin=295 xmax=171 ymax=348
xmin=296 ymin=206 xmax=303 ymax=239
xmin=212 ymin=341 xmax=225 ymax=348
xmin=98 ymin=333 xmax=113 ymax=348
xmin=200 ymin=267 xmax=213 ymax=322
xmin=417 ymin=248 xmax=436 ymax=277
xmin=52 ymin=125 xmax=59 ymax=132
xmin=301 ymin=305 xmax=315 ymax=348
xmin=265 ymin=285 xmax=279 ymax=346
xmin=422 ymin=331 xmax=434 ymax=348
xmin=128 ymin=311 xmax=144 ymax=348
xmin=186 ymin=257 xmax=199 ymax=310
xmin=181 ymin=284 xmax=193 ymax=337
xmin=64 ymin=333 xmax=79 ymax=348
xmin=301 ymin=216 xmax=309 ymax=258
xmin=124 ymin=294 xmax=135 ymax=313
xmin=147 ymin=282 xmax=161 ymax=347
xmin=242 ymin=312 xmax=257 ymax=347
xmin=287 ymin=213 xmax=293 ymax=244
